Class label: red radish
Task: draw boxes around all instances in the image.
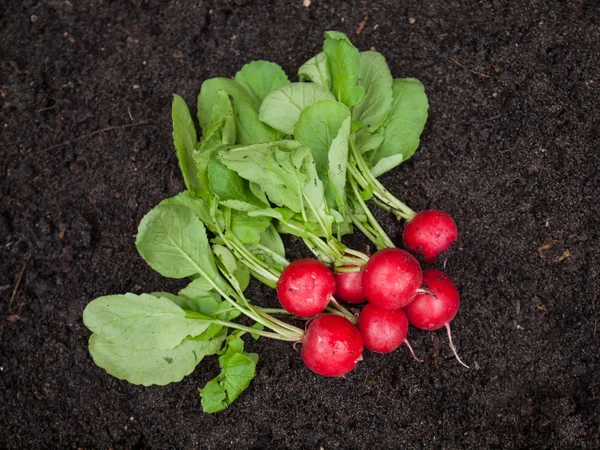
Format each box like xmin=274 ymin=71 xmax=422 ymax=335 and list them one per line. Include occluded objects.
xmin=334 ymin=264 xmax=366 ymax=304
xmin=301 ymin=314 xmax=364 ymax=377
xmin=357 ymin=304 xmax=421 ymax=360
xmin=277 ymin=259 xmax=335 ymax=317
xmin=362 ymin=248 xmax=422 ymax=310
xmin=404 ymin=269 xmax=468 ymax=367
xmin=403 ymin=210 xmax=458 ymax=263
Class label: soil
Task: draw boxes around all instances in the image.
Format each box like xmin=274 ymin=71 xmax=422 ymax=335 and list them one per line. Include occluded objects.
xmin=1 ymin=0 xmax=599 ymax=448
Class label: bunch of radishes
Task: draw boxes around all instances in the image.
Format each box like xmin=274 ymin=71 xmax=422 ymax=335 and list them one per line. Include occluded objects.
xmin=278 ymin=209 xmax=466 ymax=377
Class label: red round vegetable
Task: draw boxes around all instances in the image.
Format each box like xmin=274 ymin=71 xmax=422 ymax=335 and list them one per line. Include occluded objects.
xmin=277 ymin=259 xmax=335 ymax=317
xmin=402 ymin=210 xmax=458 ymax=263
xmin=362 ymin=248 xmax=423 ymax=310
xmin=301 ymin=314 xmax=364 ymax=377
xmin=404 ymin=269 xmax=459 ymax=330
xmin=334 ymin=264 xmax=366 ymax=304
xmin=357 ymin=304 xmax=408 ymax=353
xmin=404 ymin=269 xmax=468 ymax=367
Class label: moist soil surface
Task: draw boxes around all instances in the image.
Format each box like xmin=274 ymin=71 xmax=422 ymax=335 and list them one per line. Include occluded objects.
xmin=1 ymin=1 xmax=599 ymax=448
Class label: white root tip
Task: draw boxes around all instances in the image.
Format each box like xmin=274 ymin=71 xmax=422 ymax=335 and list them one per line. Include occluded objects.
xmin=445 ymin=323 xmax=469 ymax=369
xmin=403 ymin=339 xmax=424 ymax=363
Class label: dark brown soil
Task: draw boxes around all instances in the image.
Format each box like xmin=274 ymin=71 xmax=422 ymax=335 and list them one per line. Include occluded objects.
xmin=1 ymin=1 xmax=599 ymax=448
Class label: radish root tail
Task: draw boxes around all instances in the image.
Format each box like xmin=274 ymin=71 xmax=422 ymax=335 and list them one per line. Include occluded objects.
xmin=445 ymin=323 xmax=469 ymax=368
xmin=403 ymin=339 xmax=424 ymax=362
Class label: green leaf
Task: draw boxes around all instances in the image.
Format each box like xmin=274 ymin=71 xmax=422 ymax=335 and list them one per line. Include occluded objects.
xmin=259 ymin=82 xmax=335 ymax=135
xmin=212 ymin=244 xmax=250 ymax=292
xmin=208 ymin=90 xmax=237 ymax=146
xmin=199 ymin=379 xmax=227 ymax=412
xmin=298 ymin=52 xmax=330 ymax=88
xmin=249 ymin=182 xmax=269 ymax=206
xmin=360 ymin=184 xmax=374 ymax=201
xmin=247 ymin=208 xmax=283 ymax=220
xmin=235 ymin=60 xmax=289 ymax=102
xmin=299 ymin=149 xmax=333 ymax=236
xmin=217 ymin=143 xmax=308 ymax=214
xmin=89 ymin=328 xmax=226 ymax=386
xmin=221 ymin=351 xmax=257 ymax=402
xmin=245 ymin=224 xmax=287 ymax=288
xmin=172 ymin=95 xmax=202 ymax=194
xmin=151 ymin=290 xmax=183 ymax=303
xmin=218 ymin=199 xmax=260 ymax=212
xmin=185 ymin=295 xmax=241 ymax=341
xmin=250 ymin=323 xmax=264 ymax=340
xmin=198 ymin=78 xmax=279 ymax=145
xmin=83 ymin=293 xmax=213 ymax=351
xmin=230 ymin=210 xmax=271 ymax=245
xmin=207 ymin=159 xmax=267 ymax=213
xmin=200 ymin=336 xmax=257 ymax=413
xmin=323 ymin=31 xmax=365 ymax=107
xmin=136 ymin=205 xmax=225 ymax=292
xmin=352 ymin=51 xmax=394 ymax=133
xmin=370 ymin=154 xmax=406 ymax=178
xmin=355 ymin=127 xmax=384 ymax=154
xmin=294 ymin=100 xmax=351 ymax=212
xmin=259 ymin=224 xmax=286 ymax=258
xmin=368 ymin=78 xmax=429 ymax=175
xmin=179 ymin=277 xmax=214 ymax=299
xmin=159 ymin=191 xmax=213 ymax=231
xmin=208 ymin=159 xmax=248 ymax=203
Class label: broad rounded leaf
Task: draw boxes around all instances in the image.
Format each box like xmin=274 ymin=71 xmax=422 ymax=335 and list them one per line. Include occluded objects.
xmin=83 ymin=293 xmax=213 ymax=350
xmin=294 ymin=100 xmax=351 ymax=212
xmin=89 ymin=330 xmax=225 ymax=386
xmin=259 ymin=82 xmax=335 ymax=134
xmin=298 ymin=52 xmax=330 ymax=88
xmin=235 ymin=60 xmax=289 ymax=102
xmin=136 ymin=204 xmax=220 ymax=280
xmin=323 ymin=31 xmax=365 ymax=107
xmin=353 ymin=52 xmax=393 ymax=133
xmin=197 ymin=77 xmax=279 ymax=145
xmin=368 ymin=78 xmax=429 ymax=175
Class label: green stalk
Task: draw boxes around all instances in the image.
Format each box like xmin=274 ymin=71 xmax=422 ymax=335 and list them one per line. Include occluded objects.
xmin=349 ymin=139 xmax=416 ymax=220
xmin=348 ymin=174 xmax=395 ymax=249
xmin=327 ymin=302 xmax=357 ymax=324
xmin=256 ymin=309 xmax=305 ymax=336
xmin=251 ymin=243 xmax=290 ymax=267
xmin=256 ymin=307 xmax=293 ymax=315
xmin=213 ymin=320 xmax=302 ymax=341
xmin=214 ymin=206 xmax=280 ymax=284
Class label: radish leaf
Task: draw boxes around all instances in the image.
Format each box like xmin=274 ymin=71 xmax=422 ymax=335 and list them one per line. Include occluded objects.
xmin=198 ymin=77 xmax=279 ymax=144
xmin=259 ymin=82 xmax=335 ymax=134
xmin=136 ymin=205 xmax=227 ymax=294
xmin=367 ymin=78 xmax=429 ymax=175
xmin=235 ymin=60 xmax=289 ymax=102
xmin=294 ymin=99 xmax=351 ymax=214
xmin=83 ymin=293 xmax=214 ymax=351
xmin=172 ymin=95 xmax=202 ymax=194
xmin=200 ymin=336 xmax=257 ymax=413
xmin=323 ymin=31 xmax=365 ymax=107
xmin=88 ymin=328 xmax=226 ymax=387
xmin=298 ymin=52 xmax=330 ymax=88
xmin=353 ymin=51 xmax=394 ymax=134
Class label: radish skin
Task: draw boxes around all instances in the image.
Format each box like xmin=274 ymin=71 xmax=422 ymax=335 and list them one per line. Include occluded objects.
xmin=403 ymin=210 xmax=458 ymax=263
xmin=404 ymin=269 xmax=468 ymax=368
xmin=277 ymin=259 xmax=335 ymax=318
xmin=301 ymin=314 xmax=364 ymax=377
xmin=362 ymin=248 xmax=422 ymax=310
xmin=334 ymin=264 xmax=366 ymax=305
